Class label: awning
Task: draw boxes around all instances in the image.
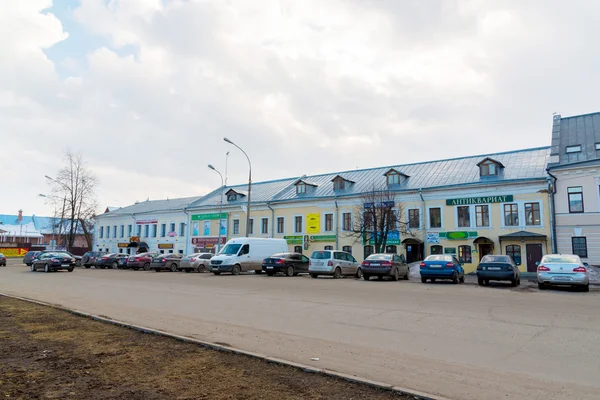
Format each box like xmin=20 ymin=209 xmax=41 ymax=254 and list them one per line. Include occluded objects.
xmin=127 ymin=241 xmax=150 ymax=249
xmin=401 ymin=238 xmax=423 ymax=244
xmin=473 ymin=236 xmax=494 ymax=244
xmin=499 ymin=231 xmax=547 ymax=240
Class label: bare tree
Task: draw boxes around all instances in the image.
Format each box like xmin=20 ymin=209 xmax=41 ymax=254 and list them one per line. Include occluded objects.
xmin=48 ymin=152 xmax=98 ymax=250
xmin=345 ymin=184 xmax=416 ymax=253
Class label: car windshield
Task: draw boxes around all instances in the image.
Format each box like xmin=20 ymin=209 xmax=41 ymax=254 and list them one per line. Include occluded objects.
xmin=311 ymin=251 xmax=331 ymax=259
xmin=366 ymin=254 xmax=392 ymax=261
xmin=425 ymin=255 xmax=452 ymax=262
xmin=481 ymin=255 xmax=510 ymax=263
xmin=270 ymin=253 xmax=289 ymax=258
xmin=220 ymin=244 xmax=242 ymax=255
xmin=542 ymin=255 xmax=580 ymax=264
xmin=51 ymin=253 xmax=71 ymax=258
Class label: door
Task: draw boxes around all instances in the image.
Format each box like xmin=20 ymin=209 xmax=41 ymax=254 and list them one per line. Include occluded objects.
xmin=238 ymin=244 xmax=251 ymax=271
xmin=526 ymin=244 xmax=543 ymax=272
xmin=347 ymin=254 xmax=358 ymax=275
xmin=479 ymin=244 xmax=492 ymax=260
xmin=394 ymin=254 xmax=408 ymax=276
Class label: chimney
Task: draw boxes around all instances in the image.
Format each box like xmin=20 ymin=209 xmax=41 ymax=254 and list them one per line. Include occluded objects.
xmin=18 ymin=209 xmax=23 ymax=223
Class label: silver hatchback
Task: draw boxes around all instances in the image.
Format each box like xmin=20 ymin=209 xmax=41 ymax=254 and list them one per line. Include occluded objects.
xmin=308 ymin=250 xmax=362 ymax=279
xmin=537 ymin=254 xmax=589 ymax=292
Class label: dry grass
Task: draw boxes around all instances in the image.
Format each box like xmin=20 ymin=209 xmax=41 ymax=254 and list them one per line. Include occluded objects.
xmin=0 ymin=296 xmax=407 ymax=400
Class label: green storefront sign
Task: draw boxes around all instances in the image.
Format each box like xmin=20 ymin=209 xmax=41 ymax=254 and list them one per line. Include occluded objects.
xmin=439 ymin=231 xmax=478 ymax=240
xmin=444 ymin=248 xmax=457 ymax=254
xmin=284 ymin=235 xmax=337 ymax=245
xmin=191 ymin=213 xmax=227 ymax=221
xmin=284 ymin=235 xmax=302 ymax=245
xmin=446 ymin=195 xmax=513 ymax=206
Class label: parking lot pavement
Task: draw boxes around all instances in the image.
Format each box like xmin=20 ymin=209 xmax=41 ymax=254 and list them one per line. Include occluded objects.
xmin=1 ymin=259 xmax=600 ymax=400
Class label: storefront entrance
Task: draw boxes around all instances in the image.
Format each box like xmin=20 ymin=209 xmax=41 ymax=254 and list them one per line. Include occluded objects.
xmin=402 ymin=239 xmax=423 ymax=263
xmin=479 ymin=244 xmax=493 ymax=260
xmin=526 ymin=243 xmax=543 ymax=272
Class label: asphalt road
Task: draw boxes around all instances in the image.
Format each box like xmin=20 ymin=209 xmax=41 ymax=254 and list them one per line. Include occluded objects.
xmin=1 ymin=259 xmax=599 ymax=400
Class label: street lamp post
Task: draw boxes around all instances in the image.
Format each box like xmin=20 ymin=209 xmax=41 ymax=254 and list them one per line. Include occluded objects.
xmin=208 ymin=164 xmax=225 ymax=254
xmin=45 ymin=175 xmax=68 ymax=250
xmin=223 ymin=138 xmax=252 ymax=237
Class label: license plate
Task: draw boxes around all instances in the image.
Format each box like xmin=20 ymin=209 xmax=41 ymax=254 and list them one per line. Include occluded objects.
xmin=553 ymin=276 xmax=570 ymax=281
xmin=371 ymin=263 xmax=380 ymax=267
xmin=61 ymin=264 xmax=70 ymax=267
xmin=430 ymin=265 xmax=441 ymax=268
xmin=314 ymin=262 xmax=323 ymax=266
xmin=488 ymin=267 xmax=501 ymax=270
xmin=213 ymin=267 xmax=219 ymax=270
xmin=267 ymin=266 xmax=273 ymax=269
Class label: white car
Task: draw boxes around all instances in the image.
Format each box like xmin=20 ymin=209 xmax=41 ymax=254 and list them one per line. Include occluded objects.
xmin=179 ymin=253 xmax=213 ymax=273
xmin=537 ymin=254 xmax=589 ymax=292
xmin=308 ymin=250 xmax=362 ymax=279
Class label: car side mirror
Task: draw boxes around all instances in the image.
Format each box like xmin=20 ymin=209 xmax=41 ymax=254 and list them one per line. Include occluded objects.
xmin=535 ymin=261 xmax=540 ymax=266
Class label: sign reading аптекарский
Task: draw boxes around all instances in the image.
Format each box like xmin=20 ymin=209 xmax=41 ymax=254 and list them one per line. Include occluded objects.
xmin=446 ymin=195 xmax=513 ymax=206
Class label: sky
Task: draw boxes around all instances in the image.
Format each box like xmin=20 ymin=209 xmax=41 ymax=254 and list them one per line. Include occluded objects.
xmin=2 ymin=0 xmax=600 ymax=217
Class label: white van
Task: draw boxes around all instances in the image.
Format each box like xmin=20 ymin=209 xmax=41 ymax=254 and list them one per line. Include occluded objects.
xmin=209 ymin=238 xmax=288 ymax=275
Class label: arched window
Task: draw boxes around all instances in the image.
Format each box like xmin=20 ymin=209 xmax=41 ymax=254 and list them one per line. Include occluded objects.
xmin=364 ymin=245 xmax=374 ymax=259
xmin=458 ymin=245 xmax=472 ymax=264
xmin=324 ymin=245 xmax=333 ymax=251
xmin=431 ymin=245 xmax=443 ymax=255
xmin=294 ymin=245 xmax=303 ymax=254
xmin=385 ymin=245 xmax=397 ymax=254
xmin=506 ymin=245 xmax=521 ymax=265
xmin=342 ymin=246 xmax=352 ymax=254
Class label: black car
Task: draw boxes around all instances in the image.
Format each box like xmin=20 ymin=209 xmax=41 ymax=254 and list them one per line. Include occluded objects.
xmin=95 ymin=253 xmax=129 ymax=269
xmin=150 ymin=253 xmax=183 ymax=272
xmin=23 ymin=251 xmax=42 ymax=266
xmin=31 ymin=252 xmax=76 ymax=273
xmin=81 ymin=251 xmax=108 ymax=268
xmin=262 ymin=252 xmax=310 ymax=276
xmin=476 ymin=255 xmax=520 ymax=286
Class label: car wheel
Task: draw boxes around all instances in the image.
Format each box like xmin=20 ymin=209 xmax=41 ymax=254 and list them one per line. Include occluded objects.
xmin=266 ymin=272 xmax=274 ymax=276
xmin=44 ymin=264 xmax=50 ymax=273
xmin=421 ymin=277 xmax=427 ymax=283
xmin=478 ymin=278 xmax=484 ymax=286
xmin=170 ymin=263 xmax=178 ymax=272
xmin=363 ymin=274 xmax=370 ymax=281
xmin=213 ymin=272 xmax=221 ymax=275
xmin=68 ymin=267 xmax=74 ymax=272
xmin=198 ymin=264 xmax=206 ymax=273
xmin=391 ymin=268 xmax=399 ymax=281
xmin=333 ymin=267 xmax=342 ymax=279
xmin=581 ymin=284 xmax=590 ymax=292
xmin=310 ymin=274 xmax=319 ymax=279
xmin=403 ymin=270 xmax=410 ymax=280
xmin=285 ymin=265 xmax=294 ymax=277
xmin=538 ymin=282 xmax=546 ymax=290
xmin=459 ymin=275 xmax=465 ymax=283
xmin=355 ymin=268 xmax=363 ymax=279
xmin=232 ymin=264 xmax=241 ymax=275
xmin=30 ymin=264 xmax=36 ymax=272
xmin=184 ymin=269 xmax=191 ymax=273
xmin=452 ymin=274 xmax=459 ymax=284
xmin=112 ymin=262 xmax=118 ymax=269
xmin=143 ymin=263 xmax=150 ymax=271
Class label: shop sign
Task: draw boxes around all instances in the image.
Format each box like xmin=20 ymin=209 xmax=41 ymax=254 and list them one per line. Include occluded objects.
xmin=284 ymin=235 xmax=302 ymax=245
xmin=307 ymin=214 xmax=320 ymax=234
xmin=117 ymin=243 xmax=129 ymax=248
xmin=191 ymin=237 xmax=226 ymax=246
xmin=309 ymin=234 xmax=337 ymax=243
xmin=191 ymin=213 xmax=227 ymax=221
xmin=158 ymin=243 xmax=174 ymax=249
xmin=426 ymin=232 xmax=440 ymax=244
xmin=446 ymin=195 xmax=513 ymax=206
xmin=364 ymin=230 xmax=400 ymax=245
xmin=439 ymin=231 xmax=478 ymax=240
xmin=444 ymin=247 xmax=457 ymax=254
xmin=364 ymin=201 xmax=394 ymax=209
xmin=167 ymin=231 xmax=177 ymax=237
xmin=136 ymin=219 xmax=157 ymax=225
xmin=0 ymin=247 xmax=27 ymax=257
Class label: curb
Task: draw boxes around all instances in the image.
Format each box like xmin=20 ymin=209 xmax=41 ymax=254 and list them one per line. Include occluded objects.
xmin=1 ymin=292 xmax=452 ymax=400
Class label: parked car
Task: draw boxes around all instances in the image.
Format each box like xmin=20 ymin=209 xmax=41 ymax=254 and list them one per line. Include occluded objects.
xmin=81 ymin=251 xmax=108 ymax=268
xmin=308 ymin=250 xmax=362 ymax=279
xmin=361 ymin=253 xmax=409 ymax=281
xmin=537 ymin=254 xmax=589 ymax=292
xmin=30 ymin=252 xmax=76 ymax=273
xmin=126 ymin=252 xmax=158 ymax=271
xmin=23 ymin=251 xmax=42 ymax=266
xmin=419 ymin=255 xmax=465 ymax=284
xmin=180 ymin=253 xmax=213 ymax=273
xmin=0 ymin=253 xmax=6 ymax=267
xmin=262 ymin=252 xmax=310 ymax=276
xmin=210 ymin=238 xmax=288 ymax=275
xmin=95 ymin=253 xmax=129 ymax=269
xmin=150 ymin=253 xmax=183 ymax=272
xmin=476 ymin=255 xmax=520 ymax=286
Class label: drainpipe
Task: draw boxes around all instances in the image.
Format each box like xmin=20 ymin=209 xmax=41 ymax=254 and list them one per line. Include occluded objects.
xmin=546 ymin=168 xmax=558 ymax=253
xmin=183 ymin=209 xmax=190 ymax=255
xmin=335 ymin=197 xmax=339 ymax=249
xmin=267 ymin=203 xmax=275 ymax=237
xmin=418 ymin=188 xmax=426 ymax=260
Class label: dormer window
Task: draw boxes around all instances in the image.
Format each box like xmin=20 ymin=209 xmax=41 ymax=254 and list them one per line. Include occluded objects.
xmin=225 ymin=188 xmax=246 ymax=202
xmin=477 ymin=157 xmax=504 ymax=177
xmin=331 ymin=175 xmax=354 ymax=191
xmin=387 ymin=172 xmax=400 ymax=185
xmin=297 ymin=183 xmax=307 ymax=194
xmin=227 ymin=193 xmax=237 ymax=201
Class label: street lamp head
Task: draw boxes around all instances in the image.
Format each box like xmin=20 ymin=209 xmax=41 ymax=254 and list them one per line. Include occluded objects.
xmin=44 ymin=175 xmax=53 ymax=180
xmin=208 ymin=164 xmax=216 ymax=171
xmin=38 ymin=194 xmax=47 ymax=198
xmin=223 ymin=137 xmax=233 ymax=144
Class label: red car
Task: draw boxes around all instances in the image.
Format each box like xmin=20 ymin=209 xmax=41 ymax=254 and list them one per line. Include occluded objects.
xmin=0 ymin=253 xmax=6 ymax=267
xmin=126 ymin=252 xmax=158 ymax=271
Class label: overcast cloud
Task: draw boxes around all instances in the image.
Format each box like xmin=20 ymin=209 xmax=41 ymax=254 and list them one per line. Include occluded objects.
xmin=2 ymin=0 xmax=600 ymax=217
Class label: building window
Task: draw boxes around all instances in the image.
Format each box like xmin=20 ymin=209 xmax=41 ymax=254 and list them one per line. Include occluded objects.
xmin=525 ymin=203 xmax=541 ymax=225
xmin=144 ymin=225 xmax=149 ymax=237
xmin=325 ymin=214 xmax=333 ymax=232
xmin=429 ymin=208 xmax=441 ymax=228
xmin=566 ymin=145 xmax=582 ymax=153
xmin=364 ymin=245 xmax=374 ymax=259
xmin=480 ymin=162 xmax=497 ymax=176
xmin=458 ymin=245 xmax=472 ymax=264
xmin=294 ymin=245 xmax=303 ymax=254
xmin=333 ymin=179 xmax=345 ymax=190
xmin=568 ymin=187 xmax=584 ymax=213
xmin=170 ymin=223 xmax=175 ymax=233
xmin=119 ymin=225 xmax=124 ymax=238
xmin=475 ymin=205 xmax=489 ymax=227
xmin=431 ymin=245 xmax=443 ymax=255
xmin=504 ymin=204 xmax=519 ymax=226
xmin=408 ymin=209 xmax=420 ymax=229
xmin=505 ymin=245 xmax=521 ymax=266
xmin=277 ymin=217 xmax=284 ymax=234
xmin=342 ymin=245 xmax=352 ymax=254
xmin=99 ymin=226 xmax=104 ymax=238
xmin=324 ymin=245 xmax=333 ymax=250
xmin=233 ymin=219 xmax=240 ymax=235
xmin=179 ymin=222 xmax=185 ymax=237
xmin=457 ymin=206 xmax=470 ymax=228
xmin=385 ymin=245 xmax=397 ymax=254
xmin=112 ymin=225 xmax=116 ymax=238
xmin=137 ymin=225 xmax=142 ymax=237
xmin=128 ymin=225 xmax=132 ymax=237
xmin=387 ymin=172 xmax=400 ymax=185
xmin=343 ymin=213 xmax=351 ymax=231
xmin=106 ymin=226 xmax=111 ymax=238
xmin=296 ymin=183 xmax=307 ymax=194
xmin=261 ymin=218 xmax=269 ymax=234
xmin=248 ymin=219 xmax=254 ymax=235
xmin=294 ymin=216 xmax=303 ymax=233
xmin=572 ymin=237 xmax=588 ymax=258
xmin=152 ymin=224 xmax=157 ymax=238
xmin=161 ymin=224 xmax=166 ymax=237
xmin=227 ymin=193 xmax=237 ymax=201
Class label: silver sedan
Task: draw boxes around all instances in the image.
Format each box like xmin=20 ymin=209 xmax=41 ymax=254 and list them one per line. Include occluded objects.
xmin=180 ymin=253 xmax=213 ymax=273
xmin=537 ymin=254 xmax=589 ymax=291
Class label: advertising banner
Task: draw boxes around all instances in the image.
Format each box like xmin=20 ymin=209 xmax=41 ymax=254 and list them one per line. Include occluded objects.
xmin=0 ymin=247 xmax=27 ymax=257
xmin=446 ymin=195 xmax=513 ymax=206
xmin=306 ymin=214 xmax=320 ymax=234
xmin=158 ymin=243 xmax=174 ymax=249
xmin=203 ymin=221 xmax=211 ymax=236
xmin=284 ymin=235 xmax=302 ymax=245
xmin=136 ymin=219 xmax=157 ymax=225
xmin=191 ymin=213 xmax=227 ymax=221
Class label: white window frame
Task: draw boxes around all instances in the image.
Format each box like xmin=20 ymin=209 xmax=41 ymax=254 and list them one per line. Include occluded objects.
xmin=261 ymin=217 xmax=269 ymax=235
xmin=296 ymin=183 xmax=307 ymax=194
xmin=342 ymin=212 xmax=352 ymax=231
xmin=455 ymin=205 xmax=473 ymax=229
xmin=232 ymin=219 xmax=240 ymax=235
xmin=499 ymin=201 xmax=545 ymax=229
xmin=474 ymin=204 xmax=491 ymax=228
xmin=427 ymin=206 xmax=443 ymax=230
xmin=406 ymin=208 xmax=421 ymax=229
xmin=276 ymin=216 xmax=285 ymax=234
xmin=248 ymin=218 xmax=255 ymax=235
xmin=387 ymin=172 xmax=400 ymax=185
xmin=293 ymin=215 xmax=303 ymax=234
xmin=324 ymin=213 xmax=334 ymax=232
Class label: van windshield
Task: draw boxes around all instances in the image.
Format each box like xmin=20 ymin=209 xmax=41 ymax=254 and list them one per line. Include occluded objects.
xmin=220 ymin=244 xmax=242 ymax=255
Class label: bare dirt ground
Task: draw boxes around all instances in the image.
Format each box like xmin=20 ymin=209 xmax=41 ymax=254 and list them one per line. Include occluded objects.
xmin=0 ymin=296 xmax=407 ymax=400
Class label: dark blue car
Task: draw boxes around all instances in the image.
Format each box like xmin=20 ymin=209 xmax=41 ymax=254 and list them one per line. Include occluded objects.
xmin=420 ymin=255 xmax=465 ymax=284
xmin=476 ymin=255 xmax=520 ymax=286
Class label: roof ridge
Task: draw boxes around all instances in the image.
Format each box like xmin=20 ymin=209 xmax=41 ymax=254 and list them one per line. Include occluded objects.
xmin=560 ymin=111 xmax=600 ymax=120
